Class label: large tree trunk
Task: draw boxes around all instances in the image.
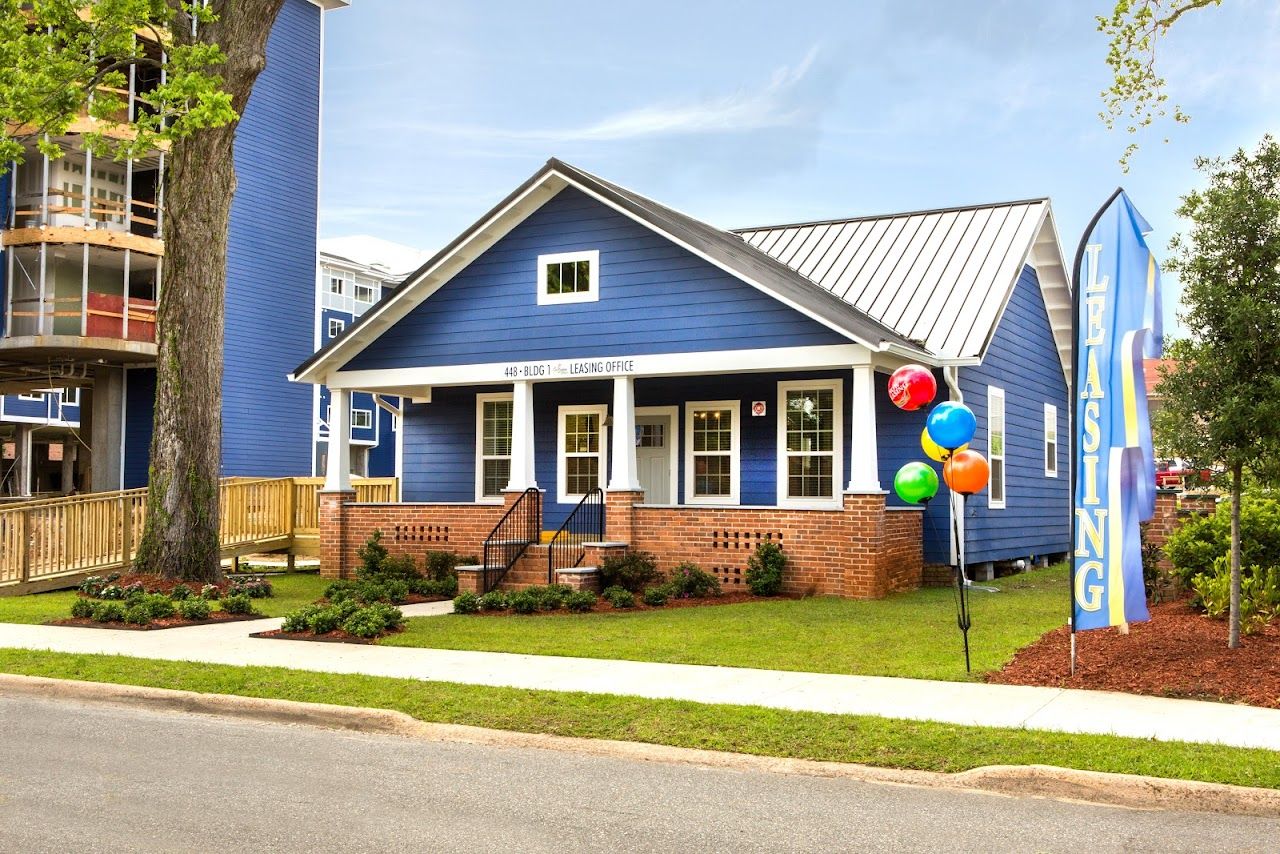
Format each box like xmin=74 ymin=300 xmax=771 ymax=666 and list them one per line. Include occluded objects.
xmin=133 ymin=1 xmax=284 ymax=581
xmin=1229 ymin=463 xmax=1242 ymax=649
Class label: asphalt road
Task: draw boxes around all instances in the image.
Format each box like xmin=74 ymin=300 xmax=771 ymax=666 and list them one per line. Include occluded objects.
xmin=0 ymin=694 xmax=1276 ymax=853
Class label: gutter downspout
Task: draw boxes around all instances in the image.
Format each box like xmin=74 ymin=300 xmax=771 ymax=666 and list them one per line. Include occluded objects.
xmin=943 ymin=366 xmax=965 ymax=572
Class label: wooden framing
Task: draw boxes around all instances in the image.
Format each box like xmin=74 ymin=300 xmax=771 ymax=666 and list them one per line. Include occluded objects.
xmin=2 ymin=226 xmax=163 ymax=256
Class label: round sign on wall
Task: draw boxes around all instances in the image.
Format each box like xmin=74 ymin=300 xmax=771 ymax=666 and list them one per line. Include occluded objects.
xmin=751 ymin=401 xmax=767 ymax=417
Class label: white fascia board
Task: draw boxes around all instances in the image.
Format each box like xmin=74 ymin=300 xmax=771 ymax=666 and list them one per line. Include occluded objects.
xmin=325 ymin=343 xmax=872 ymax=392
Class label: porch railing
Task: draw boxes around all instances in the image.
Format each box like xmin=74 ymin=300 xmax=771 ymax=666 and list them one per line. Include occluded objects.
xmin=0 ymin=475 xmax=398 ymax=594
xmin=482 ymin=488 xmax=540 ymax=593
xmin=547 ymin=487 xmax=604 ymax=584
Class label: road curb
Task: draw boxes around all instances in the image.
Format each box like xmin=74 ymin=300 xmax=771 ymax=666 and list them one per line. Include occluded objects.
xmin=3 ymin=672 xmax=1278 ymax=817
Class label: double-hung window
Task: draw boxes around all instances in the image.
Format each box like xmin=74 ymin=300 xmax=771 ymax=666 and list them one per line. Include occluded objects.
xmin=328 ymin=276 xmax=344 ymax=296
xmin=558 ymin=405 xmax=607 ymax=501
xmin=476 ymin=394 xmax=513 ymax=501
xmin=778 ymin=381 xmax=843 ymax=505
xmin=988 ymin=386 xmax=1006 ymax=508
xmin=685 ymin=401 xmax=739 ymax=504
xmin=1044 ymin=403 xmax=1058 ymax=478
xmin=537 ymin=250 xmax=599 ymax=305
xmin=328 ymin=318 xmax=345 ymax=338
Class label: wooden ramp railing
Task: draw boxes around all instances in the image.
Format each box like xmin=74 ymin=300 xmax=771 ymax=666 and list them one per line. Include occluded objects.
xmin=0 ymin=476 xmax=398 ymax=595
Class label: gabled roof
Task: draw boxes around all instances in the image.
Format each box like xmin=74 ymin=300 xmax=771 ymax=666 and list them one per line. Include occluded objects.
xmin=293 ymin=159 xmax=932 ymax=383
xmin=736 ymin=198 xmax=1071 ymax=366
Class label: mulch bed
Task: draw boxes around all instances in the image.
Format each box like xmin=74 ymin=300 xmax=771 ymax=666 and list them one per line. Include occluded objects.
xmin=989 ymin=597 xmax=1280 ymax=708
xmin=470 ymin=591 xmax=761 ymax=617
xmin=251 ymin=626 xmax=405 ymax=645
xmin=47 ymin=613 xmax=266 ymax=631
xmin=84 ymin=573 xmax=252 ymax=596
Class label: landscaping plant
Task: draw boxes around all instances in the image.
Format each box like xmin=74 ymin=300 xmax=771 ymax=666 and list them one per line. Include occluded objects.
xmin=219 ymin=593 xmax=255 ymax=616
xmin=177 ymin=598 xmax=212 ymax=621
xmin=565 ymin=591 xmax=597 ymax=613
xmin=452 ymin=592 xmax=481 ymax=615
xmin=746 ymin=542 xmax=787 ymax=596
xmin=642 ymin=586 xmax=669 ymax=607
xmin=509 ymin=591 xmax=539 ymax=615
xmin=598 ymin=551 xmax=660 ymax=593
xmin=666 ymin=563 xmax=721 ymax=599
xmin=478 ymin=591 xmax=509 ymax=612
xmin=602 ymin=586 xmax=635 ymax=609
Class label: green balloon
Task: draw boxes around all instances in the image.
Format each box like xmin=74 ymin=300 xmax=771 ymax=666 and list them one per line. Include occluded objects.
xmin=894 ymin=461 xmax=939 ymax=505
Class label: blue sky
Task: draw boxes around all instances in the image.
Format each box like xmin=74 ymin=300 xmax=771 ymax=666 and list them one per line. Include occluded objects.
xmin=317 ymin=1 xmax=1279 ymax=335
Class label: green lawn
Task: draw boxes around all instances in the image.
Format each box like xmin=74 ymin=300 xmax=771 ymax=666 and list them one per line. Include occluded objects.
xmin=0 ymin=648 xmax=1274 ymax=789
xmin=383 ymin=564 xmax=1069 ymax=681
xmin=0 ymin=571 xmax=328 ymax=624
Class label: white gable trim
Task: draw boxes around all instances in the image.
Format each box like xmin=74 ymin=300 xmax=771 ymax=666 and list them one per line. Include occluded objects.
xmin=293 ymin=168 xmax=936 ymax=386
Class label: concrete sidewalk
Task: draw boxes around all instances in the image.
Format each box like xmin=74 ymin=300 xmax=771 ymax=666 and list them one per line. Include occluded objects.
xmin=0 ymin=606 xmax=1278 ymax=751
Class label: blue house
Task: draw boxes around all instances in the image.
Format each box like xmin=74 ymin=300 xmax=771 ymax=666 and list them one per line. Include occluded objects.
xmin=313 ymin=237 xmax=431 ymax=481
xmin=298 ymin=160 xmax=1071 ymax=596
xmin=0 ymin=0 xmax=347 ymax=496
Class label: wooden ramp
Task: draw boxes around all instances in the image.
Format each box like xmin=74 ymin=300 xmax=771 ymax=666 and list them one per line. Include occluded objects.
xmin=0 ymin=476 xmax=398 ymax=596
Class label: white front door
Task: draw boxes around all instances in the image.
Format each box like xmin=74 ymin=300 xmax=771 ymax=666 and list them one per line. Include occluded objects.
xmin=635 ymin=413 xmax=673 ymax=505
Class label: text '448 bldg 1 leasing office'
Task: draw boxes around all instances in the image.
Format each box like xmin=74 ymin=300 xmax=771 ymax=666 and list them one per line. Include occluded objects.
xmin=295 ymin=159 xmax=1072 ymax=598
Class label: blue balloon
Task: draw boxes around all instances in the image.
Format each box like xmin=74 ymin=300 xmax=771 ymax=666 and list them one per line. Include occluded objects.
xmin=926 ymin=402 xmax=977 ymax=451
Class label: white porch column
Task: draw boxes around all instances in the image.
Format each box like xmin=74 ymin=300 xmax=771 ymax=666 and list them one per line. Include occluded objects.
xmin=846 ymin=362 xmax=881 ymax=492
xmin=505 ymin=380 xmax=537 ymax=491
xmin=323 ymin=387 xmax=352 ymax=492
xmin=608 ymin=375 xmax=641 ymax=491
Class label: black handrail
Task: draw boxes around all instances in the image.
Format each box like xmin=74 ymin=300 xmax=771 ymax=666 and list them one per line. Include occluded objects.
xmin=481 ymin=488 xmax=541 ymax=593
xmin=547 ymin=487 xmax=605 ymax=584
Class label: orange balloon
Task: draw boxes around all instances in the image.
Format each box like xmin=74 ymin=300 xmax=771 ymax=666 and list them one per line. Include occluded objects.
xmin=943 ymin=450 xmax=990 ymax=495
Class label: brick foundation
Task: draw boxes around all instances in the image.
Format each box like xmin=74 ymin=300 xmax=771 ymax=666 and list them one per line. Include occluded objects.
xmin=320 ymin=501 xmax=507 ymax=579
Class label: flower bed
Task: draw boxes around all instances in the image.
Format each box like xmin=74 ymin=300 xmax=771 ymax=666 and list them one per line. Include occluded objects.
xmin=266 ymin=533 xmax=468 ymax=643
xmin=50 ymin=572 xmax=270 ymax=630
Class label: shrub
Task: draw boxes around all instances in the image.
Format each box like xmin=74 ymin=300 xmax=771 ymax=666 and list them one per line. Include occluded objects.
xmin=281 ymin=605 xmax=324 ymax=634
xmin=70 ymin=597 xmax=95 ymax=619
xmin=121 ymin=581 xmax=145 ymax=599
xmin=98 ymin=584 xmax=125 ymax=601
xmin=169 ymin=583 xmax=192 ymax=601
xmin=603 ymin=586 xmax=635 ymax=609
xmin=227 ymin=575 xmax=273 ymax=599
xmin=342 ymin=607 xmax=389 ymax=638
xmin=598 ymin=550 xmax=660 ymax=593
xmin=1165 ymin=495 xmax=1280 ymax=587
xmin=200 ymin=584 xmax=221 ymax=601
xmin=666 ymin=562 xmax=721 ymax=599
xmin=78 ymin=575 xmax=107 ymax=597
xmin=307 ymin=604 xmax=344 ymax=634
xmin=374 ymin=553 xmax=420 ymax=582
xmin=1191 ymin=558 xmax=1280 ymax=634
xmin=453 ymin=592 xmax=480 ymax=614
xmin=424 ymin=550 xmax=470 ymax=582
xmin=124 ymin=603 xmax=152 ymax=625
xmin=177 ymin=597 xmax=212 ymax=621
xmin=90 ymin=601 xmax=125 ymax=623
xmin=367 ymin=602 xmax=404 ymax=631
xmin=642 ymin=586 xmax=669 ymax=607
xmin=357 ymin=529 xmax=390 ymax=577
xmin=220 ymin=593 xmax=254 ymax=615
xmin=382 ymin=579 xmax=410 ymax=604
xmin=746 ymin=541 xmax=786 ymax=596
xmin=140 ymin=593 xmax=175 ymax=620
xmin=508 ymin=591 xmax=538 ymax=614
xmin=478 ymin=591 xmax=508 ymax=611
xmin=324 ymin=580 xmax=358 ymax=603
xmin=565 ymin=591 xmax=597 ymax=613
xmin=529 ymin=584 xmax=573 ymax=611
xmin=414 ymin=576 xmax=458 ymax=598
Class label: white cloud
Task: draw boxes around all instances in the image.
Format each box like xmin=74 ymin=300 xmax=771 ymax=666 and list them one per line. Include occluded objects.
xmin=381 ymin=46 xmax=827 ymax=144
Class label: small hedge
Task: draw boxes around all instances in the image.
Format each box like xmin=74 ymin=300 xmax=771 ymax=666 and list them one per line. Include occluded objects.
xmin=280 ymin=600 xmax=404 ymax=639
xmin=746 ymin=542 xmax=786 ymax=596
xmin=598 ymin=550 xmax=660 ymax=593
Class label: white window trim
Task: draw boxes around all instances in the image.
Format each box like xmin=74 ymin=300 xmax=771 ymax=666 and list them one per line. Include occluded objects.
xmin=475 ymin=392 xmax=514 ymax=504
xmin=558 ymin=404 xmax=609 ymax=503
xmin=635 ymin=405 xmax=679 ymax=506
xmin=351 ymin=408 xmax=373 ymax=431
xmin=328 ymin=317 xmax=345 ymax=338
xmin=684 ymin=400 xmax=741 ymax=505
xmin=17 ymin=392 xmax=43 ymax=402
xmin=988 ymin=386 xmax=1006 ymax=509
xmin=1044 ymin=402 xmax=1058 ymax=478
xmin=353 ymin=282 xmax=377 ymax=303
xmin=776 ymin=379 xmax=844 ymax=509
xmin=59 ymin=388 xmax=79 ymax=407
xmin=537 ymin=250 xmax=600 ymax=306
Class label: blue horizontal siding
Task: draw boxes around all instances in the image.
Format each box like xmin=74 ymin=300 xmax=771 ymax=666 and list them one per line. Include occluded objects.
xmin=877 ymin=368 xmax=950 ymax=563
xmin=343 ymin=187 xmax=851 ymax=372
xmin=220 ymin=0 xmax=319 ymax=478
xmin=959 ymin=265 xmax=1069 ymax=563
xmin=123 ymin=367 xmax=156 ymax=489
xmin=401 ymin=385 xmax=489 ymax=503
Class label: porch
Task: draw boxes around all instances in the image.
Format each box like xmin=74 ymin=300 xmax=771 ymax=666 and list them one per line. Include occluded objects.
xmin=316 ymin=355 xmax=928 ymax=598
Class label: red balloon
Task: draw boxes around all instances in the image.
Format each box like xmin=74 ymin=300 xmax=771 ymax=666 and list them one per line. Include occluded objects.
xmin=887 ymin=364 xmax=937 ymax=411
xmin=943 ymin=450 xmax=990 ymax=496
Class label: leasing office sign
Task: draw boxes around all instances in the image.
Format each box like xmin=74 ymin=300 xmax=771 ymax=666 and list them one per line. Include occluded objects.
xmin=501 ymin=358 xmax=638 ymax=380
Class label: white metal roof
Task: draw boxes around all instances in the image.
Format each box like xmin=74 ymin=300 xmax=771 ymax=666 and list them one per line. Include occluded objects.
xmin=736 ymin=199 xmax=1059 ymax=361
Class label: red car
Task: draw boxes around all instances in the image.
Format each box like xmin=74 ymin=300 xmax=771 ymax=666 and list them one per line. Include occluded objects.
xmin=1155 ymin=459 xmax=1213 ymax=489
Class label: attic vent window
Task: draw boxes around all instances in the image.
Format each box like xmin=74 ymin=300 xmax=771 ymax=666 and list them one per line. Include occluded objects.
xmin=537 ymin=250 xmax=599 ymax=305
